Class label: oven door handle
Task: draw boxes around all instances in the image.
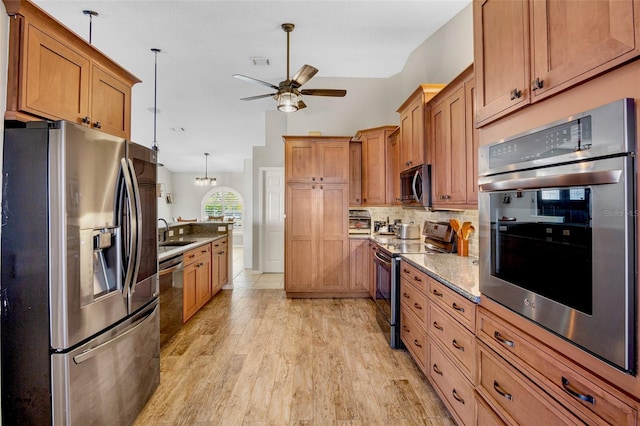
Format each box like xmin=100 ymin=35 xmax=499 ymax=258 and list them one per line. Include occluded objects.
xmin=479 ymin=169 xmax=622 ymax=192
xmin=374 ymin=252 xmax=392 ymax=267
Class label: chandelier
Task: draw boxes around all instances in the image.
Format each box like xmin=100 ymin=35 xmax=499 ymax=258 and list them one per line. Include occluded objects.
xmin=195 ymin=153 xmax=217 ymax=186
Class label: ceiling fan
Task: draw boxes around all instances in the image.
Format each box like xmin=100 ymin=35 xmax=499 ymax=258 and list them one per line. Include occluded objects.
xmin=233 ymin=23 xmax=347 ymax=112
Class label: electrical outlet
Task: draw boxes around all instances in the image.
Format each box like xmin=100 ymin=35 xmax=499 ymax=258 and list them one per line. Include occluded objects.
xmin=168 ymin=230 xmax=174 ymax=237
xmin=178 ymin=228 xmax=184 ymax=235
xmin=218 ymin=226 xmax=226 ymax=232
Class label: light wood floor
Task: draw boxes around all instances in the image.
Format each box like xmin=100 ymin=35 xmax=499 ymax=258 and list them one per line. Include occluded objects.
xmin=134 ymin=288 xmax=454 ymax=426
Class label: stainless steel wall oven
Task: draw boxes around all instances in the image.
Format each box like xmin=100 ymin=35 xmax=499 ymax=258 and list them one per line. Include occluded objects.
xmin=478 ymin=99 xmax=637 ymax=373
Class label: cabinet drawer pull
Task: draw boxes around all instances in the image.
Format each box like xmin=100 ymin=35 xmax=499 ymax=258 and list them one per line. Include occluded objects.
xmin=452 ymin=302 xmax=464 ymax=313
xmin=402 ymin=325 xmax=410 ymax=332
xmin=82 ymin=116 xmax=90 ymax=124
xmin=510 ymin=88 xmax=522 ymax=100
xmin=451 ymin=339 xmax=464 ymax=351
xmin=93 ymin=121 xmax=102 ymax=129
xmin=432 ymin=364 xmax=443 ymax=375
xmin=494 ymin=331 xmax=515 ymax=348
xmin=561 ymin=377 xmax=595 ymax=405
xmin=403 ymin=292 xmax=410 ymax=299
xmin=432 ymin=289 xmax=443 ymax=298
xmin=452 ymin=389 xmax=465 ymax=404
xmin=493 ymin=381 xmax=513 ymax=401
xmin=432 ymin=321 xmax=443 ymax=331
xmin=188 ymin=254 xmax=195 ymax=259
xmin=413 ymin=302 xmax=422 ymax=310
xmin=531 ymin=77 xmax=544 ymax=91
xmin=413 ymin=276 xmax=422 ymax=283
xmin=403 ymin=268 xmax=410 ymax=274
xmin=413 ymin=339 xmax=422 ymax=348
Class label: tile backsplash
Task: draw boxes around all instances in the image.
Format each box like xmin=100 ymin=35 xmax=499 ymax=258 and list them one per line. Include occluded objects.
xmin=365 ymin=206 xmax=479 ymax=258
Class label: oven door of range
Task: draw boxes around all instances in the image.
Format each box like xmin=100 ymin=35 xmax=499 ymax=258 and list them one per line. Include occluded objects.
xmin=478 ymin=154 xmax=636 ymax=373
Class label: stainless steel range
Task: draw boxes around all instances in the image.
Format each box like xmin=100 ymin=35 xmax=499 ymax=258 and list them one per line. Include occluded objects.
xmin=372 ymin=221 xmax=456 ymax=348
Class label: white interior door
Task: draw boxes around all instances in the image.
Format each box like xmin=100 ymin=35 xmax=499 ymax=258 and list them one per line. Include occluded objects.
xmin=261 ymin=168 xmax=284 ymax=273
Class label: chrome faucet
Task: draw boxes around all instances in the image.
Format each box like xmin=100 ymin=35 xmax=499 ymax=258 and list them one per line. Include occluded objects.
xmin=158 ymin=218 xmax=169 ymax=242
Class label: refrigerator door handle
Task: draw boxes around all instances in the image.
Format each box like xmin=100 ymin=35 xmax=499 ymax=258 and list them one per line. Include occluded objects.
xmin=120 ymin=158 xmax=138 ymax=295
xmin=72 ymin=303 xmax=158 ymax=364
xmin=126 ymin=158 xmax=143 ymax=294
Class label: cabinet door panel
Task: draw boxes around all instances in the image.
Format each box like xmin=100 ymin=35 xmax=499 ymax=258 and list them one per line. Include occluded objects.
xmin=431 ymin=102 xmax=448 ymax=203
xmin=285 ymin=142 xmax=315 ymax=181
xmin=349 ymin=239 xmax=368 ymax=292
xmin=361 ymin=130 xmax=387 ymax=205
xmin=465 ymin=76 xmax=479 ymax=205
xmin=285 ymin=184 xmax=316 ymax=291
xmin=317 ymin=185 xmax=349 ymax=291
xmin=400 ymin=111 xmax=413 ymax=171
xmin=183 ymin=263 xmax=198 ymax=322
xmin=447 ymin=87 xmax=467 ymax=204
xmin=317 ymin=143 xmax=349 ymax=183
xmin=91 ymin=65 xmax=130 ymax=138
xmin=23 ymin=24 xmax=90 ymax=121
xmin=409 ymin=98 xmax=425 ymax=167
xmin=349 ymin=142 xmax=362 ymax=205
xmin=531 ymin=0 xmax=639 ymax=101
xmin=474 ymin=0 xmax=529 ymax=125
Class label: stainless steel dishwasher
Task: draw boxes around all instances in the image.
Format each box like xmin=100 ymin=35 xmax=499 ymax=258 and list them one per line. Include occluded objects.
xmin=159 ymin=254 xmax=184 ymax=348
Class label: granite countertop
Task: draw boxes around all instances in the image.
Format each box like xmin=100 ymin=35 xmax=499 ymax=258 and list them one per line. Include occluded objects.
xmin=158 ymin=235 xmax=227 ymax=261
xmin=400 ymin=252 xmax=480 ymax=303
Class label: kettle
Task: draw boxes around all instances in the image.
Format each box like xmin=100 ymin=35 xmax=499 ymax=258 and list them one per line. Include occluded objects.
xmin=395 ymin=223 xmax=420 ymax=239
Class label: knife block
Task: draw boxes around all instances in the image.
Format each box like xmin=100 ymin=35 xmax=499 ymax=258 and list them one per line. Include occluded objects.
xmin=457 ymin=239 xmax=469 ymax=257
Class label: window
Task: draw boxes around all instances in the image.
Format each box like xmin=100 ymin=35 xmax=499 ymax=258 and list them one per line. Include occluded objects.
xmin=202 ymin=187 xmax=243 ymax=229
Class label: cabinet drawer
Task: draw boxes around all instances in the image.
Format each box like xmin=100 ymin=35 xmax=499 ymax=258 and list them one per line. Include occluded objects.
xmin=212 ymin=237 xmax=228 ymax=252
xmin=477 ymin=343 xmax=583 ymax=426
xmin=184 ymin=243 xmax=211 ymax=265
xmin=477 ymin=308 xmax=637 ymax=426
xmin=400 ymin=278 xmax=428 ymax=324
xmin=428 ymin=278 xmax=476 ymax=331
xmin=429 ymin=303 xmax=475 ymax=380
xmin=429 ymin=341 xmax=475 ymax=426
xmin=400 ymin=309 xmax=427 ymax=370
xmin=399 ymin=261 xmax=428 ymax=294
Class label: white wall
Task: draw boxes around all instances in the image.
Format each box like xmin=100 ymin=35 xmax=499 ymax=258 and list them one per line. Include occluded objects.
xmin=157 ymin=165 xmax=174 ymax=222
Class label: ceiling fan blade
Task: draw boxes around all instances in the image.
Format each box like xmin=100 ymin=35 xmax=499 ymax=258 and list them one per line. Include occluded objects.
xmin=291 ymin=65 xmax=318 ymax=87
xmin=297 ymin=100 xmax=307 ymax=110
xmin=233 ymin=74 xmax=279 ymax=90
xmin=300 ymin=89 xmax=347 ymax=97
xmin=240 ymin=93 xmax=277 ymax=101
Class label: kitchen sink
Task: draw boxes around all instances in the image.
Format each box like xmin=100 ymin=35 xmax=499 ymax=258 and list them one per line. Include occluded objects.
xmin=159 ymin=240 xmax=196 ymax=247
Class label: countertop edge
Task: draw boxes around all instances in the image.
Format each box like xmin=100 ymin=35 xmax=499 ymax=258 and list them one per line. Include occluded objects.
xmin=158 ymin=235 xmax=227 ymax=261
xmin=399 ymin=254 xmax=481 ymax=304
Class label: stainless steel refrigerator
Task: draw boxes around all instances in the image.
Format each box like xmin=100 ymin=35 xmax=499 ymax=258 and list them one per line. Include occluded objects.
xmin=1 ymin=120 xmax=160 ymax=425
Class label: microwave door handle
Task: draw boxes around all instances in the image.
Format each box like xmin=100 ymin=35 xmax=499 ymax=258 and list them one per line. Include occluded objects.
xmin=479 ymin=169 xmax=622 ymax=192
xmin=412 ymin=170 xmax=420 ymax=201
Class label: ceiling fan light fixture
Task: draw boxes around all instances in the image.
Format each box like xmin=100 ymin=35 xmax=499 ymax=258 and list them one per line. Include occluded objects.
xmin=277 ymin=91 xmax=300 ymax=112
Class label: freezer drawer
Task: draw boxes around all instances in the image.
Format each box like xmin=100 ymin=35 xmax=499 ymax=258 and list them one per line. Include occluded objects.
xmin=51 ymin=300 xmax=160 ymax=425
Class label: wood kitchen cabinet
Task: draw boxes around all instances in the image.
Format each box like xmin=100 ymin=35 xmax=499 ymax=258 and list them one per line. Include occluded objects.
xmin=349 ymin=142 xmax=362 ymax=205
xmin=183 ymin=243 xmax=212 ymax=322
xmin=386 ymin=127 xmax=401 ymax=205
xmin=285 ymin=137 xmax=350 ymax=183
xmin=429 ymin=65 xmax=477 ymax=209
xmin=3 ymin=0 xmax=140 ymax=138
xmin=354 ymin=126 xmax=398 ymax=206
xmin=399 ymin=262 xmax=429 ymax=373
xmin=473 ymin=0 xmax=640 ymax=127
xmin=397 ymin=84 xmax=445 ymax=171
xmin=477 ymin=299 xmax=639 ymax=425
xmin=284 ymin=136 xmax=354 ymax=297
xmin=211 ymin=237 xmax=228 ymax=295
xmin=349 ymin=239 xmax=369 ymax=293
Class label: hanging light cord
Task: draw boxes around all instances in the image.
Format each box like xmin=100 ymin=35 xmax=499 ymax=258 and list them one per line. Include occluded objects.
xmin=83 ymin=10 xmax=98 ymax=45
xmin=151 ymin=48 xmax=161 ymax=152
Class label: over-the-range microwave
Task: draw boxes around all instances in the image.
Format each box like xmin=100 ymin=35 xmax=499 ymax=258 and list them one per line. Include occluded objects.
xmin=400 ymin=164 xmax=431 ymax=208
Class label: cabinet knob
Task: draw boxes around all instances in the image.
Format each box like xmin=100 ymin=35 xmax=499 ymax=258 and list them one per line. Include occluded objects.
xmin=93 ymin=121 xmax=102 ymax=129
xmin=363 ymin=198 xmax=366 ymax=203
xmin=312 ymin=177 xmax=316 ymax=181
xmin=82 ymin=116 xmax=90 ymax=124
xmin=531 ymin=77 xmax=544 ymax=91
xmin=319 ymin=177 xmax=323 ymax=181
xmin=509 ymin=88 xmax=522 ymax=100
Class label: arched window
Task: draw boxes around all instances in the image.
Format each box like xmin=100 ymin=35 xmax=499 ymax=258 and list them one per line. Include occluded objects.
xmin=201 ymin=187 xmax=243 ymax=229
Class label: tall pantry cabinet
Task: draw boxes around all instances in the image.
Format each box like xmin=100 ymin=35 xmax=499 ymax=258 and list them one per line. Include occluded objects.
xmin=284 ymin=136 xmax=362 ymax=297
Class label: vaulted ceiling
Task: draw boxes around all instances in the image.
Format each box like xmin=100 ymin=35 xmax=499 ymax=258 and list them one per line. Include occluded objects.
xmin=31 ymin=0 xmax=470 ymax=172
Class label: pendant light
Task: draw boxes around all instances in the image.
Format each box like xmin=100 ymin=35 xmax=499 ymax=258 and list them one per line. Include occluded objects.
xmin=150 ymin=48 xmax=164 ymax=166
xmin=195 ymin=153 xmax=217 ymax=186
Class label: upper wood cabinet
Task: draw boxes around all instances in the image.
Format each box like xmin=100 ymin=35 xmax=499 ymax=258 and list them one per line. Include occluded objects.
xmin=349 ymin=142 xmax=362 ymax=205
xmin=397 ymin=84 xmax=445 ymax=171
xmin=474 ymin=0 xmax=640 ymax=127
xmin=428 ymin=65 xmax=477 ymax=210
xmin=386 ymin=127 xmax=401 ymax=205
xmin=284 ymin=137 xmax=351 ymax=183
xmin=3 ymin=0 xmax=140 ymax=138
xmin=354 ymin=126 xmax=398 ymax=206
